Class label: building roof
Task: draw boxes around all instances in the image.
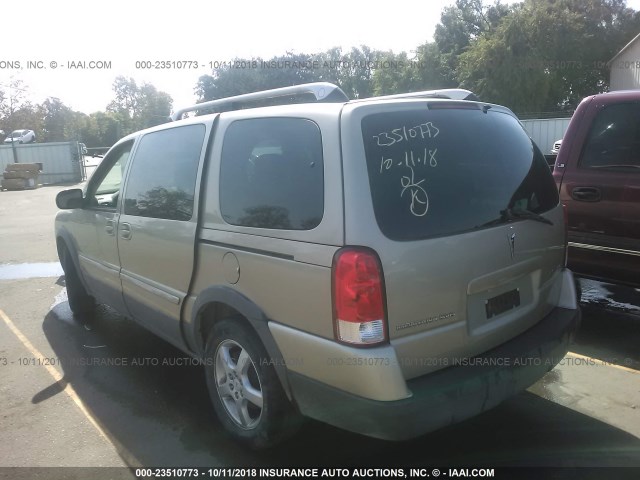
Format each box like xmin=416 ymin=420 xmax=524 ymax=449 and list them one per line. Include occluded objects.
xmin=608 ymin=32 xmax=640 ymax=65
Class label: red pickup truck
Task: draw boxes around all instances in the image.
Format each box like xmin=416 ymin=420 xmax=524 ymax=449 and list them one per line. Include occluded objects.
xmin=553 ymin=90 xmax=640 ymax=288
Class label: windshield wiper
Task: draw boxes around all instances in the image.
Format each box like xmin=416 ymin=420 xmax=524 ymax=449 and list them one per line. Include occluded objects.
xmin=476 ymin=208 xmax=553 ymax=229
xmin=505 ymin=208 xmax=553 ymax=225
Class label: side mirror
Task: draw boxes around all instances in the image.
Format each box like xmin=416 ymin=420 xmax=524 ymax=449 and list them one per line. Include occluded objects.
xmin=56 ymin=189 xmax=84 ymax=209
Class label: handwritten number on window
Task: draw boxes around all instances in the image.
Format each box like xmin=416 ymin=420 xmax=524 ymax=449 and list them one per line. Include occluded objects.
xmin=374 ymin=122 xmax=440 ymax=217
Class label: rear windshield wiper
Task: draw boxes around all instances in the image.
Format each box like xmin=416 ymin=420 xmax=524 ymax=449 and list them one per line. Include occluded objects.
xmin=476 ymin=208 xmax=553 ymax=229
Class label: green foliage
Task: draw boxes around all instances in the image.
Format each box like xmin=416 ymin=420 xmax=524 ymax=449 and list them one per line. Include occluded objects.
xmin=40 ymin=97 xmax=74 ymax=142
xmin=78 ymin=111 xmax=123 ymax=148
xmin=457 ymin=0 xmax=640 ymax=113
xmin=107 ymin=76 xmax=173 ymax=134
xmin=434 ymin=0 xmax=513 ymax=84
xmin=0 ymin=79 xmax=41 ymax=136
xmin=195 ymin=52 xmax=320 ymax=102
xmin=0 ymin=79 xmax=29 ymax=120
xmin=196 ymin=0 xmax=640 ymax=116
xmin=0 ymin=77 xmax=172 ymax=148
xmin=195 ymin=47 xmax=388 ymax=103
xmin=195 ymin=0 xmax=639 ymax=115
xmin=322 ymin=46 xmax=379 ymax=99
xmin=372 ymin=44 xmax=457 ymax=96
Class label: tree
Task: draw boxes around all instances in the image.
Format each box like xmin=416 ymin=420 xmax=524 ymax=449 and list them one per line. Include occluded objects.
xmin=0 ymin=79 xmax=29 ymax=119
xmin=136 ymin=83 xmax=173 ymax=128
xmin=434 ymin=0 xmax=512 ymax=84
xmin=457 ymin=9 xmax=554 ymax=113
xmin=4 ymin=104 xmax=41 ymax=139
xmin=40 ymin=97 xmax=74 ymax=142
xmin=457 ymin=0 xmax=640 ymax=114
xmin=107 ymin=76 xmax=173 ymax=134
xmin=195 ymin=52 xmax=322 ymax=104
xmin=317 ymin=46 xmax=382 ymax=99
xmin=0 ymin=79 xmax=42 ymax=135
xmin=79 ymin=111 xmax=123 ymax=148
xmin=372 ymin=43 xmax=456 ymax=96
xmin=195 ymin=47 xmax=388 ymax=105
xmin=108 ymin=77 xmax=139 ymax=118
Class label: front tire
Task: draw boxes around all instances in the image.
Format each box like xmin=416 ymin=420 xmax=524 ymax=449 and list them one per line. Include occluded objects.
xmin=59 ymin=245 xmax=95 ymax=317
xmin=204 ymin=318 xmax=300 ymax=449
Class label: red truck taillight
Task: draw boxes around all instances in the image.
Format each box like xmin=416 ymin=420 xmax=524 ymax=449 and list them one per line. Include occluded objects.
xmin=332 ymin=248 xmax=387 ymax=346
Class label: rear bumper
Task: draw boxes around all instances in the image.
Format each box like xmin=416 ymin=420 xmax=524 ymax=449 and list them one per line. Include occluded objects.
xmin=289 ymin=305 xmax=580 ymax=441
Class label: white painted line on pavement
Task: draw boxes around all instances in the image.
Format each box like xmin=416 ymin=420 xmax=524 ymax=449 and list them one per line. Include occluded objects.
xmin=0 ymin=308 xmax=115 ymax=446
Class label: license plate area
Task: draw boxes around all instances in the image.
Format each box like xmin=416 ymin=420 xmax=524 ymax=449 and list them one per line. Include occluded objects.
xmin=485 ymin=288 xmax=520 ymax=319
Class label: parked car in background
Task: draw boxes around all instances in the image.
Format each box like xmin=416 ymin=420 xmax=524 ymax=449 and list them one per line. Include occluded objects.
xmin=551 ymin=139 xmax=562 ymax=154
xmin=3 ymin=129 xmax=36 ymax=144
xmin=55 ymin=83 xmax=580 ymax=449
xmin=553 ymin=90 xmax=640 ymax=287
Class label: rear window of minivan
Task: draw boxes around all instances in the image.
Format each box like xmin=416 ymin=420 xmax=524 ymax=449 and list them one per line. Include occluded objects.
xmin=361 ymin=106 xmax=558 ymax=241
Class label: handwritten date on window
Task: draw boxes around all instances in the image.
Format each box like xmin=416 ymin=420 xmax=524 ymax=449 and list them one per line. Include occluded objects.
xmin=374 ymin=121 xmax=441 ymax=218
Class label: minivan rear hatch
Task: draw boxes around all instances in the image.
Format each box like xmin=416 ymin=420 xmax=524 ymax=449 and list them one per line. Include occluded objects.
xmin=341 ymin=101 xmax=565 ymax=379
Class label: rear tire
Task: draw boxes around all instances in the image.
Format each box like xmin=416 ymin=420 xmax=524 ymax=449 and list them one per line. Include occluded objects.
xmin=59 ymin=245 xmax=95 ymax=317
xmin=204 ymin=318 xmax=301 ymax=449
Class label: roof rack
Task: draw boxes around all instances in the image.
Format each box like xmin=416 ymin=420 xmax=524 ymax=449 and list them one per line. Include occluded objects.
xmin=170 ymin=82 xmax=349 ymax=121
xmin=358 ymin=88 xmax=479 ymax=102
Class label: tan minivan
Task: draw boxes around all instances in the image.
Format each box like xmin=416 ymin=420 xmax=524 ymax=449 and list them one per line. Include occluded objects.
xmin=55 ymin=83 xmax=580 ymax=448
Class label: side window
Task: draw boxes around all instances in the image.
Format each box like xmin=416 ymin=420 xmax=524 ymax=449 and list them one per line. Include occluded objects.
xmin=88 ymin=141 xmax=133 ymax=209
xmin=123 ymin=124 xmax=206 ymax=221
xmin=219 ymin=118 xmax=324 ymax=230
xmin=580 ymin=102 xmax=640 ymax=171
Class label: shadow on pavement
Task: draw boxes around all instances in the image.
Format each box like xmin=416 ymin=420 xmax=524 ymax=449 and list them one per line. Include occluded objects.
xmin=40 ymin=299 xmax=640 ymax=468
xmin=573 ymin=280 xmax=640 ymax=372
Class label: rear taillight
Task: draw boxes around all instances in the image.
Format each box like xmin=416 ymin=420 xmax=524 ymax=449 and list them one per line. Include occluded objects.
xmin=562 ymin=204 xmax=569 ymax=266
xmin=332 ymin=248 xmax=387 ymax=346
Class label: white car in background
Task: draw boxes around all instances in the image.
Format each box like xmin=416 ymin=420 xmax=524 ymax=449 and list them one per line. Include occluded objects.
xmin=4 ymin=129 xmax=36 ymax=144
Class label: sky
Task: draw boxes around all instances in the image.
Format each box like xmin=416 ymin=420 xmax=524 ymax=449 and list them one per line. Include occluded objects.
xmin=2 ymin=0 xmax=640 ymax=115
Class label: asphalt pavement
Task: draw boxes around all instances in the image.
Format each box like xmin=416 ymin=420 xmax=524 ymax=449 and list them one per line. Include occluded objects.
xmin=0 ymin=183 xmax=638 ymax=475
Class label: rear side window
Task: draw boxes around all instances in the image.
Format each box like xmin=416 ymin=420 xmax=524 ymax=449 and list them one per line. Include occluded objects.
xmin=580 ymin=102 xmax=640 ymax=171
xmin=219 ymin=118 xmax=324 ymax=230
xmin=361 ymin=107 xmax=558 ymax=241
xmin=124 ymin=124 xmax=206 ymax=221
